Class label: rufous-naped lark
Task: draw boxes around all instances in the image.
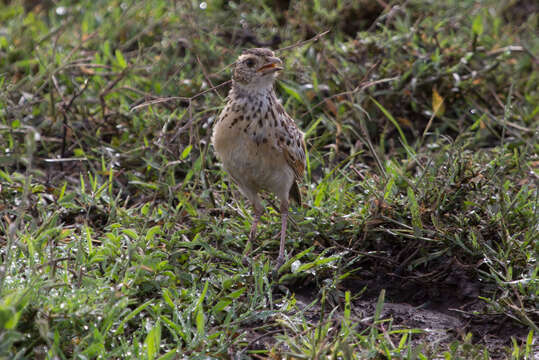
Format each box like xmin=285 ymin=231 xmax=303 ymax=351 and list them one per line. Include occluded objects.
xmin=212 ymin=48 xmax=306 ymax=267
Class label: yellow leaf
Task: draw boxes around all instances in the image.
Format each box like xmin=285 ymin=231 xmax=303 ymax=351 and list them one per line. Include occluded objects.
xmin=432 ymin=88 xmax=445 ymax=118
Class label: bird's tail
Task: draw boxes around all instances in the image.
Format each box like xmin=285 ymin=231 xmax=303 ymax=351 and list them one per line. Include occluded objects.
xmin=289 ymin=181 xmax=302 ymax=206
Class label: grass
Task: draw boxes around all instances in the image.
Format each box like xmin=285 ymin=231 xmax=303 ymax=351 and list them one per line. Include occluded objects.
xmin=0 ymin=0 xmax=537 ymax=358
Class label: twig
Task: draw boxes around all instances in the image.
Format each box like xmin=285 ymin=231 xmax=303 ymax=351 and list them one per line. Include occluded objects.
xmin=35 ymin=257 xmax=75 ymax=270
xmin=301 ymin=76 xmax=399 ymax=118
xmin=129 ymin=80 xmax=231 ymax=112
xmin=196 ymin=55 xmax=224 ymax=102
xmin=130 ymin=30 xmax=330 ymax=114
xmin=421 ymin=99 xmax=442 ymax=142
xmin=59 ymin=78 xmax=91 ymax=162
xmin=99 ymin=67 xmax=130 ymax=118
xmin=367 ymin=0 xmax=409 ymax=32
xmin=64 ymin=78 xmax=90 ymax=111
xmin=276 ymin=29 xmax=331 ymax=53
xmin=237 ymin=329 xmax=283 ymax=356
xmin=119 ymin=85 xmax=158 ymax=98
xmin=130 ymin=96 xmax=189 ymax=111
xmin=162 ymin=63 xmax=187 ymax=90
xmin=51 ymin=76 xmax=68 ymax=104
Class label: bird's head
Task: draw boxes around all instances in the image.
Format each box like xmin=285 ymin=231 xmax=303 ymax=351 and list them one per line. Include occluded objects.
xmin=232 ymin=48 xmax=283 ymax=91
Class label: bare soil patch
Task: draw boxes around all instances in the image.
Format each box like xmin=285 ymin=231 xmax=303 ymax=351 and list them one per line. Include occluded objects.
xmin=286 ymin=268 xmax=531 ymax=358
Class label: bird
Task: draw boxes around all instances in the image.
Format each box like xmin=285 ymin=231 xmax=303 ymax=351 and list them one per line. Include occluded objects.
xmin=211 ymin=48 xmax=306 ymax=268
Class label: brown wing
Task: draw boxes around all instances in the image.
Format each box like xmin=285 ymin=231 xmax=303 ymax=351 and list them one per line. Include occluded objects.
xmin=276 ymin=113 xmax=306 ymax=182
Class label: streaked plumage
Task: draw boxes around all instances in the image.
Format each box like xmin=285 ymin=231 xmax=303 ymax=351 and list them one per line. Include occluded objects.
xmin=212 ymin=48 xmax=306 ymax=267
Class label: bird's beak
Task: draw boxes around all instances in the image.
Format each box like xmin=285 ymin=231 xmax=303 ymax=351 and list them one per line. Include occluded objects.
xmin=257 ymin=57 xmax=283 ymax=74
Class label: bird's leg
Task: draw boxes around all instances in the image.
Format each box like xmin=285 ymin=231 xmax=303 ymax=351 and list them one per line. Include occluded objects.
xmin=242 ymin=203 xmax=262 ymax=266
xmin=275 ymin=199 xmax=289 ymax=269
xmin=239 ymin=210 xmax=259 ymax=267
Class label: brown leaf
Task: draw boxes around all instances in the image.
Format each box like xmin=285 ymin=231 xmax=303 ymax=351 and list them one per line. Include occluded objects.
xmin=324 ymin=99 xmax=338 ymax=116
xmin=397 ymin=116 xmax=413 ymax=128
xmin=79 ymin=65 xmax=95 ymax=75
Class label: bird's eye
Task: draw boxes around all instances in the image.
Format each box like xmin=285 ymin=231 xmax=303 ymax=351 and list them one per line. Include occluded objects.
xmin=245 ymin=58 xmax=255 ymax=68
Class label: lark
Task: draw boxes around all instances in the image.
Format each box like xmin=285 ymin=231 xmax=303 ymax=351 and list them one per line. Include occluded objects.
xmin=212 ymin=48 xmax=306 ymax=268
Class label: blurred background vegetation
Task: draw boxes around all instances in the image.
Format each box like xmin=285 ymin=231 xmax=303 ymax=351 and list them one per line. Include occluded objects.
xmin=0 ymin=0 xmax=537 ymax=358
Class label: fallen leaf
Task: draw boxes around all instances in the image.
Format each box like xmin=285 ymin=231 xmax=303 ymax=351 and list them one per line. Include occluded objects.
xmin=432 ymin=87 xmax=445 ymax=118
xmin=397 ymin=117 xmax=413 ymax=128
xmin=79 ymin=65 xmax=95 ymax=75
xmin=324 ymin=99 xmax=338 ymax=116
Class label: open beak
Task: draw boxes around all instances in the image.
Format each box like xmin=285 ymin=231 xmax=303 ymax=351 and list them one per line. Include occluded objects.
xmin=257 ymin=57 xmax=283 ymax=74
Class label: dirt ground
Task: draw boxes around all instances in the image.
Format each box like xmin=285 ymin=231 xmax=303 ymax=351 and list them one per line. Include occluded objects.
xmin=285 ymin=269 xmax=534 ymax=358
